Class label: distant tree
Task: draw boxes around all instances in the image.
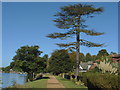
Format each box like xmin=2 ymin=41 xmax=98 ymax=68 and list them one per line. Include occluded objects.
xmin=2 ymin=66 xmax=10 ymax=73
xmin=91 ymin=55 xmax=97 ymax=61
xmin=47 ymin=3 xmax=104 ymax=77
xmin=85 ymin=53 xmax=92 ymax=61
xmin=48 ymin=49 xmax=73 ymax=75
xmin=12 ymin=45 xmax=46 ymax=81
xmin=110 ymin=52 xmax=117 ymax=55
xmin=80 ymin=53 xmax=85 ymax=62
xmin=97 ymin=49 xmax=109 ymax=59
xmin=69 ymin=51 xmax=85 ymax=69
xmin=69 ymin=51 xmax=76 ymax=67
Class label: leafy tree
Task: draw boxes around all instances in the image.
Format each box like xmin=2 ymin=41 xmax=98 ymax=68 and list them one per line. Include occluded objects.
xmin=97 ymin=49 xmax=109 ymax=59
xmin=12 ymin=45 xmax=45 ymax=81
xmin=2 ymin=66 xmax=10 ymax=73
xmin=38 ymin=54 xmax=48 ymax=73
xmin=85 ymin=53 xmax=92 ymax=61
xmin=80 ymin=53 xmax=85 ymax=62
xmin=47 ymin=3 xmax=104 ymax=77
xmin=69 ymin=51 xmax=76 ymax=66
xmin=91 ymin=55 xmax=97 ymax=61
xmin=110 ymin=52 xmax=117 ymax=55
xmin=69 ymin=51 xmax=85 ymax=69
xmin=48 ymin=49 xmax=73 ymax=75
xmin=10 ymin=61 xmax=23 ymax=72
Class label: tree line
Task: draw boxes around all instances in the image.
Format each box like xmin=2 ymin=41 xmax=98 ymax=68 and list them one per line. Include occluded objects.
xmin=2 ymin=45 xmax=116 ymax=81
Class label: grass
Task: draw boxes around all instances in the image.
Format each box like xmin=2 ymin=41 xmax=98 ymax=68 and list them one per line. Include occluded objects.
xmin=7 ymin=75 xmax=49 ymax=88
xmin=55 ymin=76 xmax=88 ymax=89
xmin=18 ymin=79 xmax=47 ymax=88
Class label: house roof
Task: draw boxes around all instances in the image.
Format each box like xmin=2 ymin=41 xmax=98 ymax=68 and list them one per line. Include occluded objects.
xmin=112 ymin=54 xmax=120 ymax=58
xmin=111 ymin=54 xmax=120 ymax=61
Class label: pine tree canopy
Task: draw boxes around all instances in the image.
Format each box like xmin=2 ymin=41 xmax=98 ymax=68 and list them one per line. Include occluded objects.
xmin=47 ymin=3 xmax=104 ymax=50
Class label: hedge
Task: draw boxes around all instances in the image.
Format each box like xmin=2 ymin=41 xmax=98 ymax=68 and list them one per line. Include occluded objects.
xmin=79 ymin=72 xmax=120 ymax=89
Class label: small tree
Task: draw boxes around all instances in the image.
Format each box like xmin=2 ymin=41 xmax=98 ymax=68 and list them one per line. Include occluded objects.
xmin=48 ymin=49 xmax=73 ymax=75
xmin=47 ymin=3 xmax=104 ymax=77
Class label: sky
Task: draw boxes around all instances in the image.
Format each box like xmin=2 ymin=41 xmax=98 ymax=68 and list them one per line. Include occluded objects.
xmin=0 ymin=2 xmax=2 ymax=67
xmin=2 ymin=2 xmax=118 ymax=67
xmin=1 ymin=0 xmax=120 ymax=2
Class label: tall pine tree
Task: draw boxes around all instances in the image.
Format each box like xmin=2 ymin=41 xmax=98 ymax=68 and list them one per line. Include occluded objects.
xmin=47 ymin=4 xmax=104 ymax=78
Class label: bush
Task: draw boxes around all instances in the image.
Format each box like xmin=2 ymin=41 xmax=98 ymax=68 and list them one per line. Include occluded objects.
xmin=79 ymin=72 xmax=120 ymax=89
xmin=64 ymin=74 xmax=70 ymax=80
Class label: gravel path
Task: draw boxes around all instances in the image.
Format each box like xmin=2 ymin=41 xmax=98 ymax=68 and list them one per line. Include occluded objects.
xmin=47 ymin=75 xmax=66 ymax=89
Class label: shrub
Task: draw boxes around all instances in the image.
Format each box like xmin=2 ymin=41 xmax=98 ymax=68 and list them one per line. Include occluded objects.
xmin=79 ymin=72 xmax=120 ymax=89
xmin=97 ymin=56 xmax=118 ymax=74
xmin=97 ymin=60 xmax=117 ymax=74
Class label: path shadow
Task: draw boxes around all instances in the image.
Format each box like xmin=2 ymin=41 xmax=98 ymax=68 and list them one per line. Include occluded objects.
xmin=36 ymin=76 xmax=50 ymax=80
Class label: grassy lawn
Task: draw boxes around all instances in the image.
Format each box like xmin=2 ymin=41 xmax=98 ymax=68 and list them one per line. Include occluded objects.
xmin=55 ymin=76 xmax=88 ymax=89
xmin=18 ymin=79 xmax=47 ymax=88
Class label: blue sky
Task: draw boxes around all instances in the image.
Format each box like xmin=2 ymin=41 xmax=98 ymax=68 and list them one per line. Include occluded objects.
xmin=2 ymin=2 xmax=118 ymax=67
xmin=2 ymin=0 xmax=120 ymax=2
xmin=0 ymin=2 xmax=2 ymax=67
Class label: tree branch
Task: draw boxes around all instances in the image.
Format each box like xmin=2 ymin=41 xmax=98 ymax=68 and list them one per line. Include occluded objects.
xmin=74 ymin=29 xmax=104 ymax=36
xmin=80 ymin=39 xmax=105 ymax=47
xmin=56 ymin=42 xmax=76 ymax=47
xmin=46 ymin=30 xmax=75 ymax=40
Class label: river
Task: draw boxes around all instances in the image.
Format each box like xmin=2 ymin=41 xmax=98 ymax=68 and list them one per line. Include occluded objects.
xmin=0 ymin=73 xmax=27 ymax=88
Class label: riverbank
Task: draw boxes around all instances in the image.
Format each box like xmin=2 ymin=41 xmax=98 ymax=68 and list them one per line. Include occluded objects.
xmin=8 ymin=78 xmax=48 ymax=88
xmin=5 ymin=74 xmax=87 ymax=89
xmin=6 ymin=74 xmax=49 ymax=88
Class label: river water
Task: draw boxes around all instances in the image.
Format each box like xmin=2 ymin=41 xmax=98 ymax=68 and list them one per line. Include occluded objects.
xmin=0 ymin=73 xmax=27 ymax=88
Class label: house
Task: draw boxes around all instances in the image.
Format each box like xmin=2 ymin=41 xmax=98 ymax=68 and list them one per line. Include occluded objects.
xmin=111 ymin=54 xmax=120 ymax=62
xmin=79 ymin=61 xmax=93 ymax=72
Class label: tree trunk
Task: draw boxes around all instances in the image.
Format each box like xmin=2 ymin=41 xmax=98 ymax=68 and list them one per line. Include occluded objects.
xmin=76 ymin=31 xmax=80 ymax=79
xmin=27 ymin=72 xmax=34 ymax=81
xmin=75 ymin=16 xmax=80 ymax=79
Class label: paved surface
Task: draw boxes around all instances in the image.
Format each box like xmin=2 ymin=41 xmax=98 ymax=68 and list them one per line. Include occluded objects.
xmin=47 ymin=75 xmax=66 ymax=89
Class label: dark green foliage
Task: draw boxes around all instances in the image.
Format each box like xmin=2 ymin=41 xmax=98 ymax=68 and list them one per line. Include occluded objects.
xmin=91 ymin=55 xmax=97 ymax=61
xmin=79 ymin=72 xmax=120 ymax=89
xmin=89 ymin=66 xmax=101 ymax=73
xmin=48 ymin=49 xmax=73 ymax=75
xmin=2 ymin=66 xmax=10 ymax=73
xmin=97 ymin=49 xmax=109 ymax=56
xmin=110 ymin=52 xmax=117 ymax=55
xmin=69 ymin=51 xmax=76 ymax=67
xmin=11 ymin=45 xmax=47 ymax=81
xmin=97 ymin=49 xmax=109 ymax=59
xmin=85 ymin=53 xmax=92 ymax=61
xmin=80 ymin=53 xmax=86 ymax=62
xmin=10 ymin=61 xmax=23 ymax=72
xmin=69 ymin=51 xmax=85 ymax=66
